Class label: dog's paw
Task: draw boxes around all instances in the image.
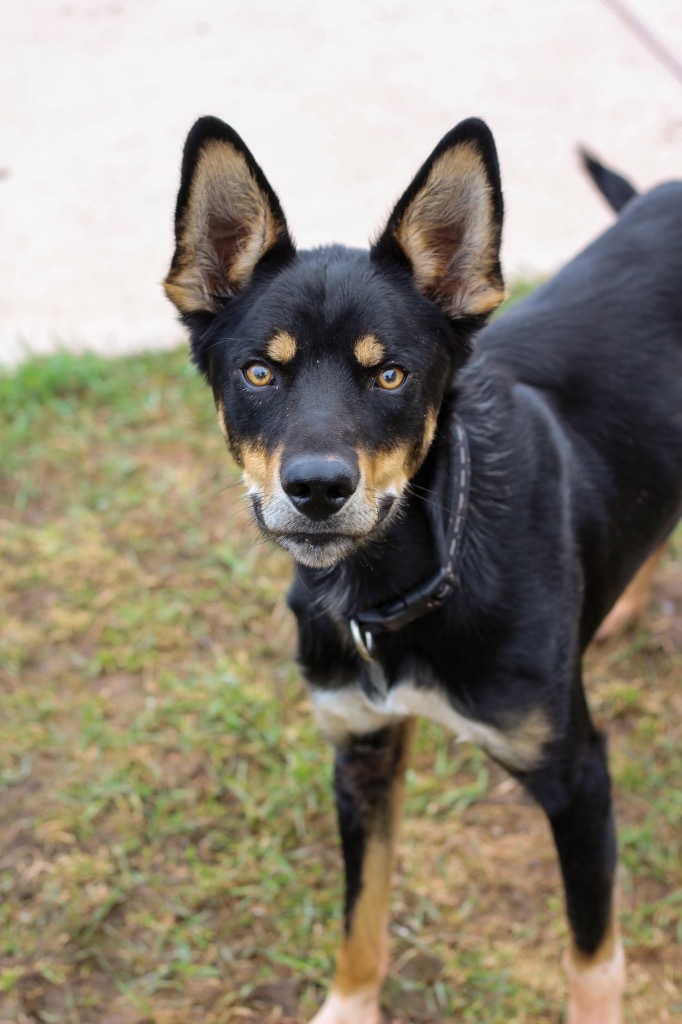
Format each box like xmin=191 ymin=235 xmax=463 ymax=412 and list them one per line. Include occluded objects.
xmin=563 ymin=944 xmax=626 ymax=1024
xmin=566 ymin=993 xmax=625 ymax=1024
xmin=308 ymin=988 xmax=383 ymax=1024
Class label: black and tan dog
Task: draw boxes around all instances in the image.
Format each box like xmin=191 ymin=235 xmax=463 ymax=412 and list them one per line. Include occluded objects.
xmin=164 ymin=117 xmax=682 ymax=1024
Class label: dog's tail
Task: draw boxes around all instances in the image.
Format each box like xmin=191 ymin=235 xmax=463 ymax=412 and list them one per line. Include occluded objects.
xmin=579 ymin=148 xmax=638 ymax=214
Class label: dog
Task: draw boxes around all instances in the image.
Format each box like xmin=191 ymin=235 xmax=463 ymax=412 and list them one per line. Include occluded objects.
xmin=164 ymin=117 xmax=682 ymax=1024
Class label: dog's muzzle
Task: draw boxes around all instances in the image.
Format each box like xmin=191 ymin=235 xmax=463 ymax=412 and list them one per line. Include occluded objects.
xmin=248 ymin=452 xmax=401 ymax=569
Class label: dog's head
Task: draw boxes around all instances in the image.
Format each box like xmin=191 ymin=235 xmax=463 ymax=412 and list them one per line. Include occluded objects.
xmin=164 ymin=117 xmax=504 ymax=569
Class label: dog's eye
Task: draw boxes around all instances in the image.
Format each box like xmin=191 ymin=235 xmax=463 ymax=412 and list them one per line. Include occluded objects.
xmin=243 ymin=363 xmax=274 ymax=387
xmin=375 ymin=366 xmax=406 ymax=391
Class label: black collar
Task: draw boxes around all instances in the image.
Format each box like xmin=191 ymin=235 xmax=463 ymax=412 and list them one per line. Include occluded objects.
xmin=348 ymin=413 xmax=471 ymax=660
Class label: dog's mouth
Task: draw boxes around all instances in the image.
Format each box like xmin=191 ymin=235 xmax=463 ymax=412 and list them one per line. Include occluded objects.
xmin=288 ymin=532 xmax=354 ymax=546
xmin=250 ymin=492 xmax=400 ymax=568
xmin=277 ymin=532 xmax=361 ymax=569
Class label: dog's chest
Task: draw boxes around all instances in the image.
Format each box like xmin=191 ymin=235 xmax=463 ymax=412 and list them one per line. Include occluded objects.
xmin=310 ymin=676 xmax=547 ymax=771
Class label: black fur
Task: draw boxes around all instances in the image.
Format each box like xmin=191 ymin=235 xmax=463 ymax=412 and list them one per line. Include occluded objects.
xmin=579 ymin=147 xmax=639 ymax=213
xmin=165 ymin=117 xmax=682 ymax=1012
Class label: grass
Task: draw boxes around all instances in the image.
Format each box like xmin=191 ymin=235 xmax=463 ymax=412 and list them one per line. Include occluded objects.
xmin=0 ymin=337 xmax=680 ymax=1023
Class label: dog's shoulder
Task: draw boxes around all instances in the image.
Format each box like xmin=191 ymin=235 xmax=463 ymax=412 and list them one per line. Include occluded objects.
xmin=625 ymin=180 xmax=682 ymax=228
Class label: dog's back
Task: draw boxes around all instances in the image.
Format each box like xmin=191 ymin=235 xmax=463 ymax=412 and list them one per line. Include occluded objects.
xmin=473 ymin=183 xmax=682 ymax=638
xmin=481 ymin=182 xmax=682 ymax=389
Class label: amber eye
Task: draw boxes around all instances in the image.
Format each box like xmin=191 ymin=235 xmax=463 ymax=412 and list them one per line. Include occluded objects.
xmin=375 ymin=365 xmax=406 ymax=391
xmin=243 ymin=363 xmax=274 ymax=387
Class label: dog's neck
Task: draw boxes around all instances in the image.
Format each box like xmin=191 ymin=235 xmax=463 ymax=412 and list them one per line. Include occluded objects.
xmin=294 ymin=444 xmax=440 ymax=623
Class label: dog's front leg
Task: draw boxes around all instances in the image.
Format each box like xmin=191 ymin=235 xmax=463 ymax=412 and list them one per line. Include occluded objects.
xmin=310 ymin=719 xmax=415 ymax=1024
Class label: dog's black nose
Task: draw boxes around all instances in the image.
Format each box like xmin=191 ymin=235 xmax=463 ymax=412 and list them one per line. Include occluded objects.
xmin=281 ymin=455 xmax=359 ymax=519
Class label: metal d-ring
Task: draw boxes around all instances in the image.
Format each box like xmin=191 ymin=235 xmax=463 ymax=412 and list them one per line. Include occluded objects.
xmin=349 ymin=618 xmax=375 ymax=661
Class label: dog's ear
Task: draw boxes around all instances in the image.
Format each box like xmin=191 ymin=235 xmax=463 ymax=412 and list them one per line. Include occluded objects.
xmin=371 ymin=118 xmax=505 ymax=318
xmin=164 ymin=117 xmax=295 ymax=316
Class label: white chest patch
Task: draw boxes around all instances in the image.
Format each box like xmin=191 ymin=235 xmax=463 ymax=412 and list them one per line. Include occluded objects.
xmin=311 ymin=681 xmax=548 ymax=771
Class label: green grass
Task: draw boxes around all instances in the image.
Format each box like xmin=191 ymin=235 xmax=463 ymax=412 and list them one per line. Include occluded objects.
xmin=0 ymin=340 xmax=680 ymax=1023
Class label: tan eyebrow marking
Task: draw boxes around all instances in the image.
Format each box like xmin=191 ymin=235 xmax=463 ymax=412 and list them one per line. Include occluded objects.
xmin=354 ymin=334 xmax=386 ymax=368
xmin=266 ymin=330 xmax=297 ymax=364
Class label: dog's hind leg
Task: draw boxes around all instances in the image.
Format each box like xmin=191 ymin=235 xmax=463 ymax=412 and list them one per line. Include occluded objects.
xmin=522 ymin=704 xmax=625 ymax=1024
xmin=309 ymin=719 xmax=415 ymax=1024
xmin=595 ymin=543 xmax=666 ymax=642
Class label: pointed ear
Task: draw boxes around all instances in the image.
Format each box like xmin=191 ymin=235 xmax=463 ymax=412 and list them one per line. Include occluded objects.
xmin=371 ymin=118 xmax=505 ymax=318
xmin=164 ymin=117 xmax=295 ymax=315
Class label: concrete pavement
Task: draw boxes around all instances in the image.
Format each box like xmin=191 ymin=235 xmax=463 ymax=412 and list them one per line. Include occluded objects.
xmin=1 ymin=0 xmax=680 ymax=366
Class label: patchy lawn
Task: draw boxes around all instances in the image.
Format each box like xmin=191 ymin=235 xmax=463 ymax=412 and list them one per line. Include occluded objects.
xmin=0 ymin=343 xmax=680 ymax=1024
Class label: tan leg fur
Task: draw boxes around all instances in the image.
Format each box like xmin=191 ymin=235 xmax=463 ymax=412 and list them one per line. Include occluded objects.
xmin=596 ymin=544 xmax=666 ymax=642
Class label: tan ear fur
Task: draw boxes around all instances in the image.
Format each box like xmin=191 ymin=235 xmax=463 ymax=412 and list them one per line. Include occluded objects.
xmin=164 ymin=140 xmax=286 ymax=315
xmin=394 ymin=143 xmax=505 ymax=317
